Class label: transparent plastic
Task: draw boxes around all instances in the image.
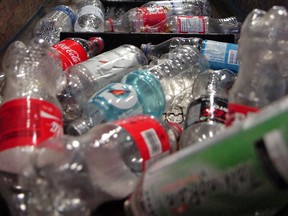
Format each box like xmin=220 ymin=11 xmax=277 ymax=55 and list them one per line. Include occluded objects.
xmin=179 ymin=69 xmax=236 ymax=148
xmin=67 ymin=45 xmax=209 ymax=135
xmin=34 ymin=5 xmax=76 ymax=45
xmin=104 ymin=0 xmax=211 ymax=33
xmin=19 ymin=115 xmax=179 ymax=216
xmin=227 ymin=6 xmax=288 ymax=125
xmin=74 ymin=0 xmax=105 ymax=32
xmin=57 ymin=44 xmax=148 ymax=125
xmin=142 ymin=15 xmax=240 ymax=34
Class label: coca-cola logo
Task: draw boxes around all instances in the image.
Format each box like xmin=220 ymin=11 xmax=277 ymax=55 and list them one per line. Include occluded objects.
xmin=54 ymin=43 xmax=82 ymax=63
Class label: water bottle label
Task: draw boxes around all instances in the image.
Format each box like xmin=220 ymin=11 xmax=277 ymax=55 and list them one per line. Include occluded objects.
xmin=135 ymin=7 xmax=167 ymax=30
xmin=79 ymin=46 xmax=144 ymax=82
xmin=201 ymin=40 xmax=240 ymax=72
xmin=177 ymin=16 xmax=207 ymax=33
xmin=52 ymin=39 xmax=88 ymax=70
xmin=88 ymin=83 xmax=143 ymax=121
xmin=77 ymin=5 xmax=104 ymax=22
xmin=53 ymin=5 xmax=76 ymax=25
xmin=0 ymin=98 xmax=63 ymax=152
xmin=185 ymin=96 xmax=228 ymax=128
xmin=115 ymin=115 xmax=171 ymax=171
xmin=226 ymin=102 xmax=259 ymax=127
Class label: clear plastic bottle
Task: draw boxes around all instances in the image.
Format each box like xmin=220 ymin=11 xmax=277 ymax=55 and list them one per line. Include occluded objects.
xmin=179 ymin=69 xmax=236 ymax=148
xmin=125 ymin=95 xmax=288 ymax=216
xmin=226 ymin=6 xmax=288 ymax=127
xmin=57 ymin=44 xmax=148 ymax=124
xmin=67 ymin=45 xmax=209 ymax=135
xmin=52 ymin=37 xmax=104 ymax=70
xmin=142 ymin=38 xmax=240 ymax=73
xmin=141 ymin=15 xmax=240 ymax=34
xmin=141 ymin=0 xmax=211 ymax=16
xmin=34 ymin=5 xmax=77 ymax=45
xmin=0 ymin=38 xmax=64 ymax=174
xmin=19 ymin=115 xmax=180 ymax=216
xmin=74 ymin=0 xmax=105 ymax=32
xmin=104 ymin=1 xmax=211 ymax=33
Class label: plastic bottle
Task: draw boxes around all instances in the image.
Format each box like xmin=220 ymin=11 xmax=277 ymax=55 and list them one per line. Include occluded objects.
xmin=67 ymin=45 xmax=209 ymax=135
xmin=74 ymin=0 xmax=105 ymax=32
xmin=19 ymin=115 xmax=181 ymax=216
xmin=179 ymin=69 xmax=236 ymax=148
xmin=34 ymin=5 xmax=77 ymax=45
xmin=104 ymin=1 xmax=211 ymax=33
xmin=0 ymin=38 xmax=64 ymax=174
xmin=57 ymin=44 xmax=148 ymax=124
xmin=226 ymin=6 xmax=288 ymax=127
xmin=141 ymin=38 xmax=239 ymax=73
xmin=52 ymin=37 xmax=104 ymax=70
xmin=141 ymin=15 xmax=240 ymax=34
xmin=125 ymin=95 xmax=288 ymax=216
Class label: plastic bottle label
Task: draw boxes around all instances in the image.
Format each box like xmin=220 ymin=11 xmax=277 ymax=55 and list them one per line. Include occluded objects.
xmin=178 ymin=16 xmax=206 ymax=33
xmin=53 ymin=5 xmax=76 ymax=25
xmin=78 ymin=46 xmax=145 ymax=82
xmin=0 ymin=98 xmax=63 ymax=152
xmin=88 ymin=83 xmax=143 ymax=121
xmin=225 ymin=102 xmax=260 ymax=127
xmin=115 ymin=115 xmax=171 ymax=170
xmin=185 ymin=96 xmax=228 ymax=128
xmin=77 ymin=5 xmax=104 ymax=22
xmin=201 ymin=40 xmax=240 ymax=72
xmin=135 ymin=7 xmax=167 ymax=29
xmin=52 ymin=39 xmax=88 ymax=70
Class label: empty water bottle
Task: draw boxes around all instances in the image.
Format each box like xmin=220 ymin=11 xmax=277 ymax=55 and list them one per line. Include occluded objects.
xmin=0 ymin=38 xmax=63 ymax=174
xmin=19 ymin=115 xmax=180 ymax=216
xmin=179 ymin=68 xmax=236 ymax=148
xmin=34 ymin=5 xmax=76 ymax=45
xmin=74 ymin=0 xmax=105 ymax=32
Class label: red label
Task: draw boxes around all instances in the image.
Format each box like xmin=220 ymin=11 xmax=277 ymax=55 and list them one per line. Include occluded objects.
xmin=136 ymin=7 xmax=167 ymax=28
xmin=225 ymin=102 xmax=260 ymax=127
xmin=0 ymin=98 xmax=63 ymax=151
xmin=114 ymin=115 xmax=171 ymax=170
xmin=52 ymin=39 xmax=88 ymax=70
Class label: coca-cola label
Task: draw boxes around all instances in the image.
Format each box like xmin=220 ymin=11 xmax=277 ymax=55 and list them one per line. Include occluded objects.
xmin=0 ymin=98 xmax=63 ymax=152
xmin=115 ymin=115 xmax=171 ymax=171
xmin=178 ymin=16 xmax=206 ymax=33
xmin=226 ymin=102 xmax=260 ymax=127
xmin=52 ymin=39 xmax=88 ymax=70
xmin=135 ymin=6 xmax=167 ymax=30
xmin=185 ymin=96 xmax=228 ymax=129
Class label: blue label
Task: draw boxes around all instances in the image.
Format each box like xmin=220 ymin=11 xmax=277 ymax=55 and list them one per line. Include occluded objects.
xmin=201 ymin=40 xmax=239 ymax=73
xmin=88 ymin=83 xmax=143 ymax=122
xmin=53 ymin=5 xmax=76 ymax=25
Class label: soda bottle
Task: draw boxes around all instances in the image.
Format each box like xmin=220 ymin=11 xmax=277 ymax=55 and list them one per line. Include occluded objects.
xmin=125 ymin=95 xmax=288 ymax=216
xmin=57 ymin=44 xmax=148 ymax=124
xmin=141 ymin=0 xmax=211 ymax=16
xmin=0 ymin=38 xmax=64 ymax=174
xmin=226 ymin=6 xmax=288 ymax=127
xmin=141 ymin=38 xmax=239 ymax=72
xmin=179 ymin=68 xmax=237 ymax=148
xmin=104 ymin=1 xmax=211 ymax=33
xmin=141 ymin=15 xmax=240 ymax=34
xmin=74 ymin=0 xmax=105 ymax=32
xmin=67 ymin=45 xmax=208 ymax=135
xmin=19 ymin=115 xmax=181 ymax=216
xmin=34 ymin=5 xmax=77 ymax=45
xmin=52 ymin=37 xmax=104 ymax=70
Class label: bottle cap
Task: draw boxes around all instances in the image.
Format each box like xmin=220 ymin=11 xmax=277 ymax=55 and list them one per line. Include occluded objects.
xmin=88 ymin=37 xmax=105 ymax=53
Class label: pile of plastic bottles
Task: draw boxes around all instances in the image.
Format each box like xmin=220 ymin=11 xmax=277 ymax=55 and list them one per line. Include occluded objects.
xmin=0 ymin=1 xmax=288 ymax=216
